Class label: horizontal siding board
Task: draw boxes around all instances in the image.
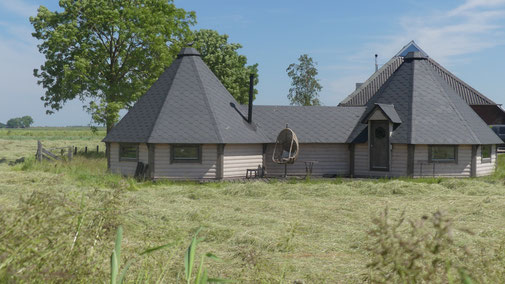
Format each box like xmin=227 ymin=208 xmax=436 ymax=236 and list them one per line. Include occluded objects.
xmin=476 ymin=145 xmax=496 ymax=177
xmin=223 ymin=144 xmax=263 ymax=178
xmin=155 ymin=144 xmax=217 ymax=179
xmin=354 ymin=143 xmax=407 ymax=177
xmin=414 ymin=145 xmax=471 ymax=177
xmin=109 ymin=143 xmax=148 ymax=176
xmin=264 ymin=143 xmax=349 ymax=177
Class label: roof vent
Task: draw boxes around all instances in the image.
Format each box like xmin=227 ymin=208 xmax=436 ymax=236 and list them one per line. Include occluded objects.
xmin=177 ymin=45 xmax=201 ymax=58
xmin=404 ymin=51 xmax=426 ymax=60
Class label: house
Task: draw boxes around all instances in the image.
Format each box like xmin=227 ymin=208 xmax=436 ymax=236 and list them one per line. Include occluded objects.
xmin=103 ymin=41 xmax=502 ymax=179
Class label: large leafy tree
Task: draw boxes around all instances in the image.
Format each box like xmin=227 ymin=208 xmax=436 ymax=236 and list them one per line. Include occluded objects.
xmin=286 ymin=54 xmax=322 ymax=106
xmin=6 ymin=116 xmax=33 ymax=128
xmin=192 ymin=29 xmax=258 ymax=104
xmin=30 ymin=0 xmax=195 ymax=132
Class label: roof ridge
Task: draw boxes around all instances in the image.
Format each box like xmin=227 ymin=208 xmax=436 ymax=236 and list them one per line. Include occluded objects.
xmin=190 ymin=56 xmax=224 ymax=144
xmin=146 ymin=59 xmax=183 ymax=143
xmin=407 ymin=60 xmax=414 ymax=144
xmin=427 ymin=58 xmax=496 ymax=105
xmin=339 ymin=56 xmax=404 ymax=106
xmin=420 ymin=60 xmax=480 ymax=144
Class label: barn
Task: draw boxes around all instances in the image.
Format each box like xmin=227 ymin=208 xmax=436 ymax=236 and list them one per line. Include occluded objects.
xmin=103 ymin=42 xmax=502 ymax=179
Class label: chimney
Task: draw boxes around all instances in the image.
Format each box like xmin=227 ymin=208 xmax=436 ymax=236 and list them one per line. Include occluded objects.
xmin=248 ymin=74 xmax=254 ymax=123
xmin=375 ymin=54 xmax=378 ymax=72
xmin=355 ymin=83 xmax=363 ymax=90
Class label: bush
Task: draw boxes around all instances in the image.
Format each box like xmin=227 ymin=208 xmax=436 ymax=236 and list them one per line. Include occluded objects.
xmin=366 ymin=208 xmax=505 ymax=283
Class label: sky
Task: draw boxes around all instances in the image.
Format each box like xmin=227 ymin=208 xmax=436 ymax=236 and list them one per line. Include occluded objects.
xmin=1 ymin=0 xmax=504 ymax=126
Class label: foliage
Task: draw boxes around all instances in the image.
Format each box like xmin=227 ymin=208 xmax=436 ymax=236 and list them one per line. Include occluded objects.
xmin=110 ymin=226 xmax=173 ymax=284
xmin=30 ymin=0 xmax=195 ymax=131
xmin=5 ymin=116 xmax=34 ymax=128
xmin=286 ymin=54 xmax=322 ymax=106
xmin=0 ymin=188 xmax=122 ymax=282
xmin=184 ymin=228 xmax=229 ymax=283
xmin=192 ymin=29 xmax=259 ymax=104
xmin=366 ymin=208 xmax=475 ymax=283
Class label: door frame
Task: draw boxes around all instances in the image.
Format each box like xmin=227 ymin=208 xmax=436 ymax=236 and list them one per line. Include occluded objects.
xmin=369 ymin=120 xmax=390 ymax=171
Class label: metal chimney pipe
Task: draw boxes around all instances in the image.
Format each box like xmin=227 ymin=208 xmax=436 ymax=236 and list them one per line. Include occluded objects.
xmin=248 ymin=73 xmax=254 ymax=123
xmin=375 ymin=54 xmax=378 ymax=72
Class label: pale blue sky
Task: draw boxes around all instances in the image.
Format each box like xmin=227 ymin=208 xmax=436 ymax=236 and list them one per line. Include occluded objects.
xmin=1 ymin=0 xmax=504 ymax=126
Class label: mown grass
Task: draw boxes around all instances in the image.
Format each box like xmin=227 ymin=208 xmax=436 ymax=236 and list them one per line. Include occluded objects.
xmin=1 ymin=127 xmax=505 ymax=282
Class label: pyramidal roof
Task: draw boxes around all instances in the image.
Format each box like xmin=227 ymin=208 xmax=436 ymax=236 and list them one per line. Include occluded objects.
xmin=347 ymin=52 xmax=502 ymax=144
xmin=339 ymin=41 xmax=497 ymax=106
xmin=103 ymin=47 xmax=269 ymax=144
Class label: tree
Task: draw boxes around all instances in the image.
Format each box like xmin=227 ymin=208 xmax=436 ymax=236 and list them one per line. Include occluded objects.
xmin=6 ymin=118 xmax=22 ymax=128
xmin=30 ymin=0 xmax=195 ymax=133
xmin=286 ymin=54 xmax=322 ymax=106
xmin=21 ymin=116 xmax=34 ymax=128
xmin=0 ymin=122 xmax=5 ymax=128
xmin=5 ymin=116 xmax=34 ymax=128
xmin=192 ymin=29 xmax=258 ymax=104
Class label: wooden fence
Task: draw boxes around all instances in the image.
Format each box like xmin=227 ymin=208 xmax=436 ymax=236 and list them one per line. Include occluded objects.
xmin=36 ymin=140 xmax=73 ymax=162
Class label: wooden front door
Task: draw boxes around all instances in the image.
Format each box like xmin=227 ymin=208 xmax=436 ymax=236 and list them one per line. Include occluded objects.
xmin=370 ymin=120 xmax=389 ymax=171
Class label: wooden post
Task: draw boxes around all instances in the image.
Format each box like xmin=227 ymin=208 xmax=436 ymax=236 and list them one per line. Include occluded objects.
xmin=85 ymin=146 xmax=88 ymax=154
xmin=349 ymin=144 xmax=355 ymax=178
xmin=37 ymin=140 xmax=42 ymax=162
xmin=68 ymin=146 xmax=73 ymax=161
xmin=407 ymin=144 xmax=415 ymax=178
xmin=97 ymin=145 xmax=99 ymax=153
xmin=74 ymin=147 xmax=77 ymax=155
xmin=471 ymin=145 xmax=477 ymax=177
xmin=216 ymin=144 xmax=225 ymax=180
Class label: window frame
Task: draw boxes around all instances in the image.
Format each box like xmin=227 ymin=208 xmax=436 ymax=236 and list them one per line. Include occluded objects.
xmin=428 ymin=145 xmax=458 ymax=163
xmin=119 ymin=143 xmax=139 ymax=162
xmin=481 ymin=145 xmax=492 ymax=163
xmin=170 ymin=144 xmax=202 ymax=164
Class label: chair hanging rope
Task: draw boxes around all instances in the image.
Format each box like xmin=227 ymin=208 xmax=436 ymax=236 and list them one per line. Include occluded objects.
xmin=272 ymin=127 xmax=300 ymax=165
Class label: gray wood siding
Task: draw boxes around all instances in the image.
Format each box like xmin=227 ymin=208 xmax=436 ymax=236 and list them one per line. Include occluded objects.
xmin=223 ymin=144 xmax=263 ymax=178
xmin=109 ymin=143 xmax=148 ymax=176
xmin=476 ymin=145 xmax=496 ymax=177
xmin=413 ymin=145 xmax=471 ymax=177
xmin=354 ymin=143 xmax=408 ymax=177
xmin=154 ymin=144 xmax=217 ymax=179
xmin=264 ymin=143 xmax=349 ymax=177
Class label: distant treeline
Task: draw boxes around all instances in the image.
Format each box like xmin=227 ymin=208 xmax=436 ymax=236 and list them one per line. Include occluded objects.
xmin=0 ymin=116 xmax=34 ymax=128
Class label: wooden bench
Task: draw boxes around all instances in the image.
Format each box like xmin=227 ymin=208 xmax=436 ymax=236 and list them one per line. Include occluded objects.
xmin=246 ymin=168 xmax=259 ymax=179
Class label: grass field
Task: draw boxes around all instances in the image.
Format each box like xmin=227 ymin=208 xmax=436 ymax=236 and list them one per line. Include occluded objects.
xmin=1 ymin=128 xmax=505 ymax=283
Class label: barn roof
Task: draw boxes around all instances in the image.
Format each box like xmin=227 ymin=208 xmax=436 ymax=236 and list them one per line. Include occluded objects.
xmin=339 ymin=41 xmax=497 ymax=106
xmin=103 ymin=47 xmax=269 ymax=144
xmin=347 ymin=51 xmax=502 ymax=145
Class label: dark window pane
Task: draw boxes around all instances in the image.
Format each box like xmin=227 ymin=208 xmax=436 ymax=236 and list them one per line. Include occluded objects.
xmin=431 ymin=146 xmax=455 ymax=161
xmin=482 ymin=145 xmax=491 ymax=159
xmin=120 ymin=145 xmax=137 ymax=159
xmin=173 ymin=146 xmax=199 ymax=160
xmin=500 ymin=127 xmax=505 ymax=135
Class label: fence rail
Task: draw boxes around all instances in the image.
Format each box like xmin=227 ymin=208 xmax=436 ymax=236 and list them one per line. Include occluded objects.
xmin=36 ymin=140 xmax=73 ymax=162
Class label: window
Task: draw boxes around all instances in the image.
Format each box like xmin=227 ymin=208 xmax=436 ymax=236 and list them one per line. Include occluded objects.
xmin=481 ymin=145 xmax=491 ymax=162
xmin=171 ymin=145 xmax=201 ymax=163
xmin=500 ymin=127 xmax=505 ymax=135
xmin=119 ymin=144 xmax=138 ymax=161
xmin=429 ymin=145 xmax=457 ymax=163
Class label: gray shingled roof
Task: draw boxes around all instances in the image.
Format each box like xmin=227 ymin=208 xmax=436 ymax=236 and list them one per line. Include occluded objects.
xmin=103 ymin=47 xmax=269 ymax=144
xmin=105 ymin=44 xmax=500 ymax=146
xmin=252 ymin=105 xmax=365 ymax=143
xmin=339 ymin=41 xmax=497 ymax=107
xmin=362 ymin=103 xmax=402 ymax=124
xmin=348 ymin=52 xmax=502 ymax=145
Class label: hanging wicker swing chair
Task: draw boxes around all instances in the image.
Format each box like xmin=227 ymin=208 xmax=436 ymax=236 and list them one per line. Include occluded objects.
xmin=272 ymin=126 xmax=300 ymax=165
